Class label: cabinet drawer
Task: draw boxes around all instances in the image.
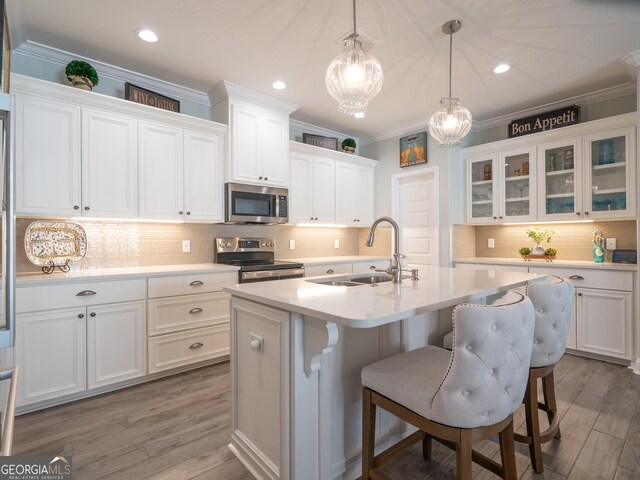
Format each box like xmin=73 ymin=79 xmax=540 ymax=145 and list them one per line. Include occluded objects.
xmin=352 ymin=260 xmax=390 ymax=274
xmin=16 ymin=279 xmax=147 ymax=313
xmin=305 ymin=263 xmax=352 ymax=277
xmin=148 ymin=325 xmax=230 ymax=373
xmin=148 ymin=272 xmax=237 ymax=298
xmin=528 ymin=266 xmax=632 ymax=291
xmin=148 ymin=292 xmax=230 ymax=336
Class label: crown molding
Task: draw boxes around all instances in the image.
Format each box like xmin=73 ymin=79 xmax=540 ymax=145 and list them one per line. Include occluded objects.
xmin=360 ymin=82 xmax=636 ymax=146
xmin=289 ymin=119 xmax=359 ymax=144
xmin=622 ymin=50 xmax=640 ymax=68
xmin=208 ymin=80 xmax=299 ymax=114
xmin=12 ymin=40 xmax=212 ymax=106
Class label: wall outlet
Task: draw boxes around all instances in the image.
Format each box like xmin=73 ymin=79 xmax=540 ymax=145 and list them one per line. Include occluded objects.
xmin=182 ymin=240 xmax=191 ymax=253
xmin=606 ymin=238 xmax=617 ymax=250
xmin=488 ymin=238 xmax=495 ymax=249
xmin=334 ymin=239 xmax=340 ymax=249
xmin=289 ymin=239 xmax=295 ymax=250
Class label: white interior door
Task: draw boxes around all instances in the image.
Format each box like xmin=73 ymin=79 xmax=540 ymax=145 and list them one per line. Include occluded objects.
xmin=392 ymin=168 xmax=439 ymax=267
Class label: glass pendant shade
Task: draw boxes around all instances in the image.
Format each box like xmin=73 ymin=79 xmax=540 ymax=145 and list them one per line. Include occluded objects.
xmin=325 ymin=37 xmax=384 ymax=116
xmin=428 ymin=97 xmax=472 ymax=147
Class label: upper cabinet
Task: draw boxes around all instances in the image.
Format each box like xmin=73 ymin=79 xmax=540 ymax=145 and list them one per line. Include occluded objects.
xmin=13 ymin=74 xmax=227 ymax=223
xmin=210 ymin=81 xmax=299 ymax=188
xmin=464 ymin=113 xmax=636 ymax=224
xmin=289 ymin=141 xmax=377 ymax=226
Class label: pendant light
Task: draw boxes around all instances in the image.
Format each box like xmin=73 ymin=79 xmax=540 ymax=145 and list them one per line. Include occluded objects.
xmin=428 ymin=20 xmax=472 ymax=147
xmin=325 ymin=0 xmax=384 ymax=117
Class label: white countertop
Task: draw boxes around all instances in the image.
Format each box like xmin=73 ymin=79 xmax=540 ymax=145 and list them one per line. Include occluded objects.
xmin=223 ymin=267 xmax=542 ymax=328
xmin=454 ymin=257 xmax=637 ymax=272
xmin=285 ymin=255 xmax=390 ymax=265
xmin=17 ymin=263 xmax=239 ymax=286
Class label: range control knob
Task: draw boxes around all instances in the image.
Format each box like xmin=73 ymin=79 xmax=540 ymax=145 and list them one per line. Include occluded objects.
xmin=225 ymin=242 xmax=231 ymax=248
xmin=261 ymin=242 xmax=266 ymax=247
xmin=269 ymin=242 xmax=274 ymax=247
xmin=219 ymin=242 xmax=225 ymax=248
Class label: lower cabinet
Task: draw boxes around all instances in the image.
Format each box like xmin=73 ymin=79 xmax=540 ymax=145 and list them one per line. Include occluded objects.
xmin=87 ymin=301 xmax=147 ymax=389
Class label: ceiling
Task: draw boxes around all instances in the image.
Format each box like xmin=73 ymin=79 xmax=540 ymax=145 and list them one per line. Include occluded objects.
xmin=9 ymin=0 xmax=640 ymax=141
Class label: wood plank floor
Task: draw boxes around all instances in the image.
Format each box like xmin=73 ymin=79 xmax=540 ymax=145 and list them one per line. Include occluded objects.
xmin=11 ymin=354 xmax=640 ymax=480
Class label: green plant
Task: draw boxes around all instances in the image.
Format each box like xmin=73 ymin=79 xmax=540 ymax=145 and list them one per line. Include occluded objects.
xmin=545 ymin=248 xmax=557 ymax=256
xmin=341 ymin=138 xmax=356 ymax=150
xmin=65 ymin=60 xmax=99 ymax=86
xmin=519 ymin=247 xmax=531 ymax=255
xmin=525 ymin=226 xmax=554 ymax=244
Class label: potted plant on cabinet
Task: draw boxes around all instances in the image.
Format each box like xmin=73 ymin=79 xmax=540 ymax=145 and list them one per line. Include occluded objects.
xmin=65 ymin=60 xmax=99 ymax=91
xmin=341 ymin=138 xmax=356 ymax=154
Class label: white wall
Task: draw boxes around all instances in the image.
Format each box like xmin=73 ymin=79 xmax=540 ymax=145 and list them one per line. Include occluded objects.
xmin=360 ymin=132 xmax=463 ymax=267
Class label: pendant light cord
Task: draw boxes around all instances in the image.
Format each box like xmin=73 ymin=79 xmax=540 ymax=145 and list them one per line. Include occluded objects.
xmin=353 ymin=0 xmax=357 ymax=35
xmin=448 ymin=28 xmax=453 ymax=99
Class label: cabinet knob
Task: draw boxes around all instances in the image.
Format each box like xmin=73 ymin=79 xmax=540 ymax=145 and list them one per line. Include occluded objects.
xmin=186 ymin=211 xmax=191 ymax=215
xmin=576 ymin=212 xmax=581 ymax=215
xmin=499 ymin=216 xmax=503 ymax=219
xmin=259 ymin=176 xmax=263 ymax=180
xmin=310 ymin=217 xmax=314 ymax=220
xmin=189 ymin=307 xmax=203 ymax=314
xmin=577 ymin=292 xmax=583 ymax=296
xmin=584 ymin=211 xmax=589 ymax=215
xmin=189 ymin=342 xmax=204 ymax=349
xmin=78 ymin=314 xmax=84 ymax=319
xmin=314 ymin=217 xmax=318 ymax=220
xmin=493 ymin=216 xmax=497 ymax=220
xmin=90 ymin=312 xmax=96 ymax=317
xmin=73 ymin=205 xmax=80 ymax=210
xmin=189 ymin=280 xmax=204 ymax=286
xmin=357 ymin=219 xmax=360 ymax=222
xmin=84 ymin=206 xmax=90 ymax=211
xmin=250 ymin=339 xmax=262 ymax=351
xmin=353 ymin=219 xmax=356 ymax=222
xmin=179 ymin=211 xmax=184 ymax=215
xmin=327 ymin=269 xmax=334 ymax=274
xmin=264 ymin=177 xmax=268 ymax=181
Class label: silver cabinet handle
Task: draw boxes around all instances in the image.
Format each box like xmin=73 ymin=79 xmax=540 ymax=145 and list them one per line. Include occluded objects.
xmin=90 ymin=312 xmax=96 ymax=317
xmin=569 ymin=275 xmax=584 ymax=280
xmin=326 ymin=269 xmax=334 ymax=274
xmin=76 ymin=290 xmax=97 ymax=296
xmin=189 ymin=280 xmax=204 ymax=286
xmin=250 ymin=339 xmax=262 ymax=350
xmin=189 ymin=342 xmax=203 ymax=349
xmin=189 ymin=307 xmax=203 ymax=314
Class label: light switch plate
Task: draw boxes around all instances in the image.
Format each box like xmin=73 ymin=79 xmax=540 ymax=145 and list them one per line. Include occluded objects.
xmin=334 ymin=239 xmax=340 ymax=249
xmin=606 ymin=238 xmax=617 ymax=250
xmin=182 ymin=240 xmax=191 ymax=253
xmin=289 ymin=239 xmax=295 ymax=250
xmin=488 ymin=238 xmax=495 ymax=249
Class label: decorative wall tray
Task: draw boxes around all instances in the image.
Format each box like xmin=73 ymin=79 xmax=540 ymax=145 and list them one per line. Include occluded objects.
xmin=24 ymin=221 xmax=87 ymax=273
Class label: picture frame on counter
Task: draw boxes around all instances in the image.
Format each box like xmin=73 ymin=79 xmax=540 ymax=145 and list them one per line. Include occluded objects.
xmin=302 ymin=133 xmax=338 ymax=151
xmin=400 ymin=132 xmax=428 ymax=167
xmin=124 ymin=82 xmax=180 ymax=113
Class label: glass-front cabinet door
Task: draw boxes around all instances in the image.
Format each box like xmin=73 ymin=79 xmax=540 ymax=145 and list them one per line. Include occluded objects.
xmin=537 ymin=137 xmax=582 ymax=221
xmin=467 ymin=154 xmax=497 ymax=223
xmin=500 ymin=146 xmax=536 ymax=222
xmin=582 ymin=126 xmax=635 ymax=219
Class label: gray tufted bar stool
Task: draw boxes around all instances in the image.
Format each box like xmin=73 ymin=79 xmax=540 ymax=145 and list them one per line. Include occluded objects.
xmin=361 ymin=293 xmax=535 ymax=480
xmin=514 ymin=275 xmax=574 ymax=473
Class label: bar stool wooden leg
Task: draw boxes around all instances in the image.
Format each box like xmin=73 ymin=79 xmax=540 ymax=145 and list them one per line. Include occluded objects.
xmin=542 ymin=370 xmax=561 ymax=439
xmin=456 ymin=430 xmax=473 ymax=480
xmin=523 ymin=374 xmax=544 ymax=473
xmin=362 ymin=387 xmax=376 ymax=480
xmin=422 ymin=434 xmax=432 ymax=460
xmin=499 ymin=419 xmax=517 ymax=480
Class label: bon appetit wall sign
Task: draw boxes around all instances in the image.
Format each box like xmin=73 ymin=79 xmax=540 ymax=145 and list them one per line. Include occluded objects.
xmin=508 ymin=106 xmax=580 ymax=138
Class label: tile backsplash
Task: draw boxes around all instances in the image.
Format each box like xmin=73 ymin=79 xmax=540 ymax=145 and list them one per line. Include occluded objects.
xmin=454 ymin=221 xmax=637 ymax=261
xmin=16 ymin=218 xmax=388 ymax=273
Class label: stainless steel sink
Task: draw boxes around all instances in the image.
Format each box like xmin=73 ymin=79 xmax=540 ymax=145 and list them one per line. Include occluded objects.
xmin=349 ymin=275 xmax=393 ymax=284
xmin=311 ymin=280 xmax=361 ymax=287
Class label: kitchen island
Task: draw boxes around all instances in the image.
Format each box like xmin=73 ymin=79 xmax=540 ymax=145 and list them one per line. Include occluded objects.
xmin=224 ymin=267 xmax=543 ymax=480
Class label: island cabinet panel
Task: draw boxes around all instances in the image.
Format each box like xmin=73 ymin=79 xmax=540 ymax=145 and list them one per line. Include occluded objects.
xmin=230 ymin=298 xmax=289 ymax=480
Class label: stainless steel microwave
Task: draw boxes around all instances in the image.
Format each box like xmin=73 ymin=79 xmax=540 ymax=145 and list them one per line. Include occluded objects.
xmin=225 ymin=183 xmax=289 ymax=224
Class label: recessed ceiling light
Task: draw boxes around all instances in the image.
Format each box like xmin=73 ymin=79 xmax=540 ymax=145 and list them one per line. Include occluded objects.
xmin=136 ymin=29 xmax=158 ymax=43
xmin=272 ymin=81 xmax=286 ymax=90
xmin=354 ymin=112 xmax=365 ymax=119
xmin=493 ymin=63 xmax=510 ymax=74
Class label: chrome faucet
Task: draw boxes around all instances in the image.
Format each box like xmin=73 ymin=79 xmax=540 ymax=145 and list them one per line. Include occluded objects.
xmin=365 ymin=216 xmax=404 ymax=283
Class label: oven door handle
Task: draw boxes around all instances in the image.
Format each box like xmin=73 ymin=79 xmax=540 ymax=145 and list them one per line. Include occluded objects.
xmin=240 ymin=268 xmax=305 ymax=282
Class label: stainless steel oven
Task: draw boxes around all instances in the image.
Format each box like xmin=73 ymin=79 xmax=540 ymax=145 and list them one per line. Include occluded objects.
xmin=225 ymin=183 xmax=288 ymax=224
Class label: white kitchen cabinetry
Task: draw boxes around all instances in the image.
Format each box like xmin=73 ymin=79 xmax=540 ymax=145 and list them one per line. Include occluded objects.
xmin=139 ymin=122 xmax=224 ymax=222
xmin=464 ymin=113 xmax=636 ymax=224
xmin=305 ymin=262 xmax=353 ymax=277
xmin=16 ymin=95 xmax=81 ymax=216
xmin=466 ymin=146 xmax=537 ymax=224
xmin=335 ymin=160 xmax=375 ymax=226
xmin=147 ymin=273 xmax=233 ymax=373
xmin=87 ymin=301 xmax=147 ymax=389
xmin=352 ymin=260 xmax=391 ymax=274
xmin=289 ymin=152 xmax=335 ymax=224
xmin=15 ymin=279 xmax=147 ymax=407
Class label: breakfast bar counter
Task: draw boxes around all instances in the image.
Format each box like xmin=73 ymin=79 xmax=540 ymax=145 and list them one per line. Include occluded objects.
xmin=224 ymin=267 xmax=542 ymax=480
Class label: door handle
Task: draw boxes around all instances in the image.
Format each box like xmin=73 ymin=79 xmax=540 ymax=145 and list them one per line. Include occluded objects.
xmin=76 ymin=290 xmax=97 ymax=296
xmin=568 ymin=275 xmax=584 ymax=280
xmin=189 ymin=342 xmax=204 ymax=349
xmin=189 ymin=281 xmax=204 ymax=286
xmin=189 ymin=308 xmax=203 ymax=314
